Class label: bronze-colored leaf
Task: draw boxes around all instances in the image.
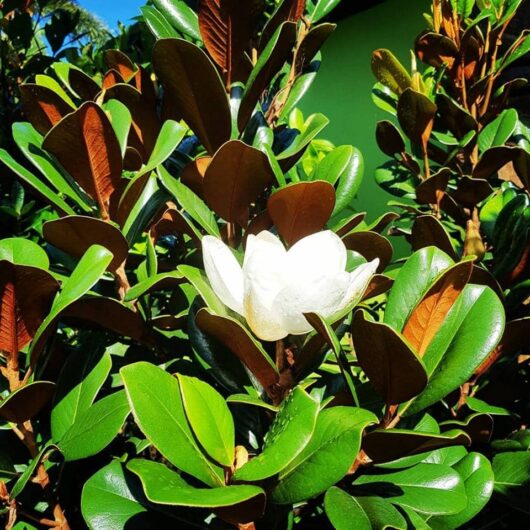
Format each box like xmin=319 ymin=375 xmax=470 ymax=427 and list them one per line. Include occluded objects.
xmin=342 ymin=231 xmax=393 ymax=272
xmin=0 ymin=381 xmax=56 ymax=423
xmin=238 ymin=21 xmax=297 ymax=131
xmin=441 ymin=414 xmax=493 ymax=444
xmin=203 ymin=140 xmax=275 ymax=226
xmin=43 ymin=215 xmax=129 ymax=271
xmin=472 ymin=146 xmax=516 ymax=180
xmin=369 ymin=212 xmax=400 ymax=234
xmin=150 ymin=205 xmax=201 ymax=246
xmin=295 ymin=23 xmax=335 ymax=72
xmin=198 ymin=0 xmax=264 ymax=84
xmin=513 ymin=149 xmax=530 ymax=192
xmin=376 ymin=120 xmax=405 ymax=156
xmin=371 ymin=49 xmax=412 ymax=95
xmin=104 ymin=49 xmax=137 ymax=82
xmin=62 ymin=296 xmax=146 ymax=342
xmin=20 ymin=84 xmax=74 ymax=136
xmin=268 ymin=181 xmax=335 ymax=246
xmin=68 ymin=69 xmax=101 ymax=101
xmin=196 ymin=308 xmax=280 ymax=391
xmin=123 ymin=147 xmax=144 ymax=171
xmin=0 ymin=262 xmax=59 ymax=358
xmin=352 ymin=310 xmax=428 ymax=405
xmin=153 ymin=38 xmax=231 ymax=155
xmin=397 ymin=88 xmax=437 ymax=146
xmin=452 ymin=176 xmax=493 ymax=207
xmin=333 ymin=213 xmax=366 ymax=237
xmin=43 ymin=102 xmax=123 ymax=219
xmin=102 ymin=69 xmax=125 ymax=90
xmin=260 ymin=0 xmax=306 ymax=50
xmin=415 ymin=168 xmax=451 ymax=205
xmin=402 ymin=260 xmax=473 ymax=357
xmin=245 ymin=209 xmax=273 ymax=239
xmin=470 ymin=265 xmax=503 ymax=300
xmin=410 ymin=215 xmax=458 ymax=260
xmin=415 ymin=32 xmax=458 ymax=69
xmin=104 ymin=84 xmax=162 ymax=160
xmin=181 ymin=156 xmax=212 ymax=197
xmin=363 ymin=429 xmax=471 ymax=464
xmin=362 ymin=274 xmax=394 ymax=301
xmin=436 ymin=95 xmax=477 ymax=141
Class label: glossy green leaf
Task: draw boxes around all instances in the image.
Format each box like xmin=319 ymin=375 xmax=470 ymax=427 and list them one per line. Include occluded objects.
xmin=121 ymin=362 xmax=224 ymax=487
xmin=103 ymin=100 xmax=132 ymax=158
xmin=30 ymin=245 xmax=113 ymax=365
xmin=0 ymin=237 xmax=49 ymax=269
xmin=324 ymin=487 xmax=372 ymax=530
xmin=310 ymin=0 xmax=342 ymax=22
xmin=59 ymin=390 xmax=129 ymax=461
xmin=125 ymin=271 xmax=183 ymax=302
xmin=404 ymin=284 xmax=505 ymax=416
xmin=12 ymin=122 xmax=91 ymax=211
xmin=385 ymin=247 xmax=454 ymax=331
xmin=128 ymin=459 xmax=265 ymax=508
xmin=272 ymin=406 xmax=377 ymax=504
xmin=493 ymin=451 xmax=530 ymax=514
xmin=51 ymin=349 xmax=112 ymax=441
xmin=429 ymin=452 xmax=494 ymax=529
xmin=478 ymin=109 xmax=518 ymax=153
xmin=152 ymin=0 xmax=200 ymax=40
xmin=177 ymin=374 xmax=235 ymax=467
xmin=158 ymin=166 xmax=220 ymax=237
xmin=81 ymin=461 xmax=174 ymax=529
xmin=178 ymin=265 xmax=227 ymax=315
xmin=10 ymin=445 xmax=58 ymax=499
xmin=139 ymin=120 xmax=186 ymax=177
xmin=35 ymin=74 xmax=76 ymax=108
xmin=233 ymin=387 xmax=319 ymax=482
xmin=371 ymin=49 xmax=412 ymax=95
xmin=141 ymin=5 xmax=179 ymax=39
xmin=497 ymin=33 xmax=530 ymax=71
xmin=0 ymin=148 xmax=76 ymax=215
xmin=353 ymin=463 xmax=467 ymax=515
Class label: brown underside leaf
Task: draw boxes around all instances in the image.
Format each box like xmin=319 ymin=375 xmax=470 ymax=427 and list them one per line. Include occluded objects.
xmin=0 ymin=381 xmax=56 ymax=423
xmin=181 ymin=156 xmax=212 ymax=198
xmin=0 ymin=262 xmax=59 ymax=358
xmin=102 ymin=69 xmax=125 ymax=90
xmin=397 ymin=88 xmax=437 ymax=147
xmin=268 ymin=181 xmax=335 ymax=246
xmin=259 ymin=0 xmax=306 ymax=51
xmin=410 ymin=215 xmax=458 ymax=260
xmin=452 ymin=176 xmax=493 ymax=207
xmin=342 ymin=231 xmax=393 ymax=272
xmin=153 ymin=38 xmax=231 ymax=155
xmin=376 ymin=120 xmax=405 ymax=157
xmin=43 ymin=215 xmax=129 ymax=271
xmin=62 ymin=297 xmax=147 ymax=342
xmin=203 ymin=140 xmax=275 ymax=226
xmin=295 ymin=23 xmax=336 ymax=73
xmin=415 ymin=168 xmax=451 ymax=205
xmin=43 ymin=102 xmax=123 ymax=219
xmin=403 ymin=259 xmax=474 ymax=357
xmin=352 ymin=310 xmax=428 ymax=405
xmin=20 ymin=84 xmax=75 ymax=136
xmin=196 ymin=308 xmax=280 ymax=390
xmin=198 ymin=0 xmax=264 ymax=84
xmin=415 ymin=32 xmax=459 ymax=69
xmin=238 ymin=21 xmax=297 ymax=131
xmin=361 ymin=274 xmax=394 ymax=301
xmin=68 ymin=69 xmax=101 ymax=101
xmin=104 ymin=49 xmax=137 ymax=82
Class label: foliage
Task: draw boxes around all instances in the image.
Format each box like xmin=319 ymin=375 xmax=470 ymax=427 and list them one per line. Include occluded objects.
xmin=0 ymin=0 xmax=526 ymax=528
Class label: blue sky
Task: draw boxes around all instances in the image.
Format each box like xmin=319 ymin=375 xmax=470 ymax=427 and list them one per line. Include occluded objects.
xmin=81 ymin=0 xmax=144 ymax=29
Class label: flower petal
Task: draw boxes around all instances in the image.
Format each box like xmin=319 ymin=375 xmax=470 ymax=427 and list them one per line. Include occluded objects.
xmin=243 ymin=232 xmax=288 ymax=341
xmin=286 ymin=230 xmax=347 ymax=283
xmin=202 ymin=236 xmax=244 ymax=315
xmin=333 ymin=258 xmax=380 ymax=318
xmin=273 ymin=272 xmax=352 ymax=335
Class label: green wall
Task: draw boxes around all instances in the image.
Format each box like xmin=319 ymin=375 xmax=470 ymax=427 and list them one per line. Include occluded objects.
xmin=302 ymin=0 xmax=429 ymax=221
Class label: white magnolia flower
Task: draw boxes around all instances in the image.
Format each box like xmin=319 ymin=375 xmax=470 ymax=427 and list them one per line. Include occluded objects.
xmin=202 ymin=230 xmax=379 ymax=341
